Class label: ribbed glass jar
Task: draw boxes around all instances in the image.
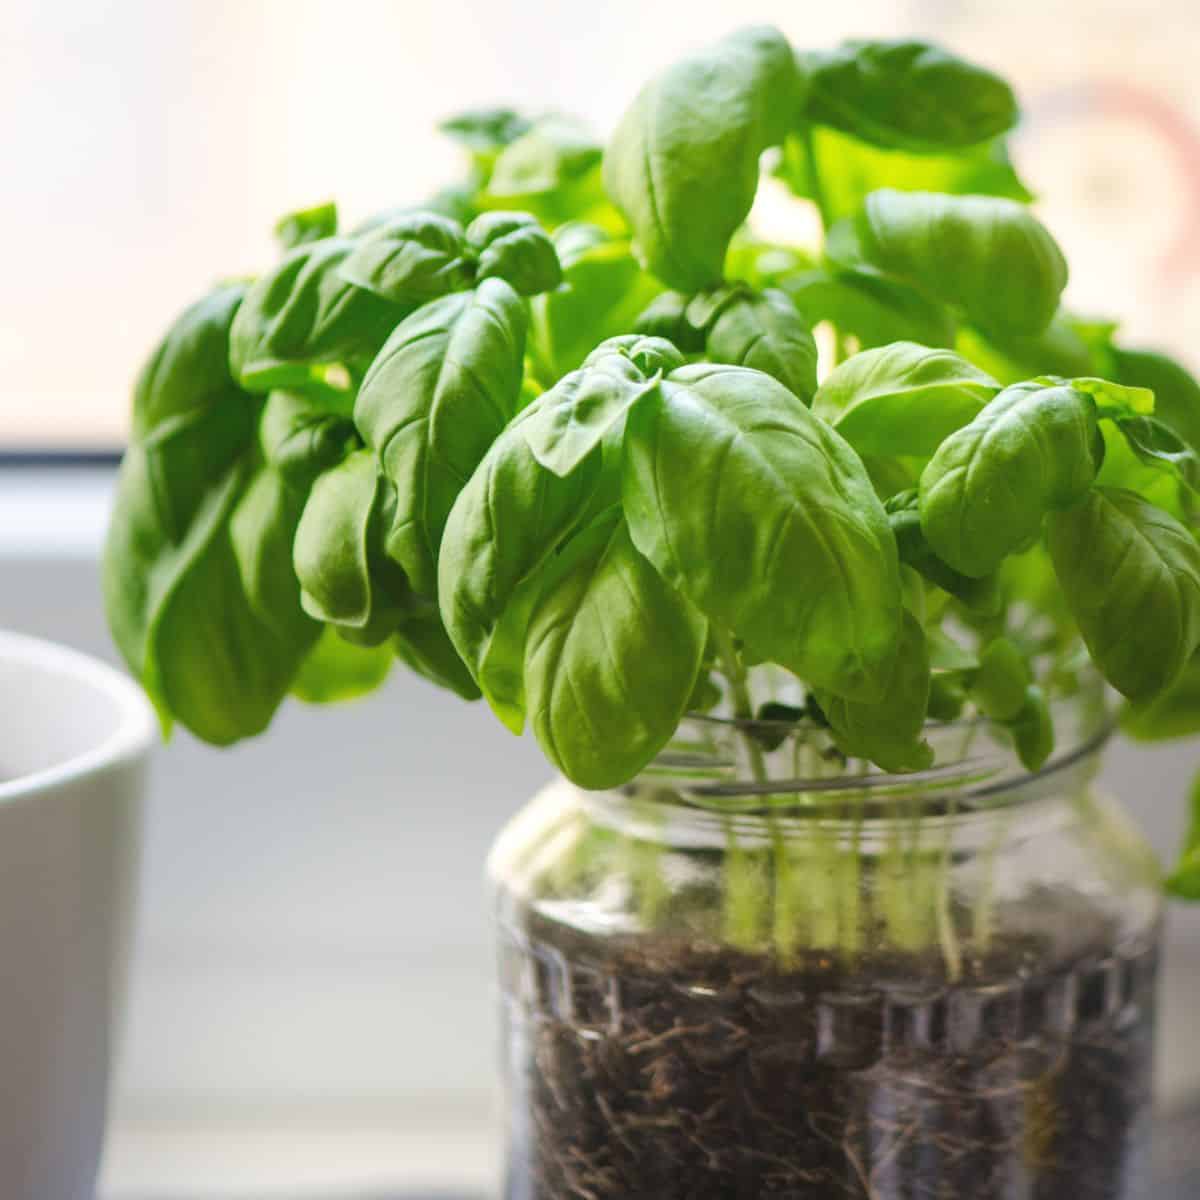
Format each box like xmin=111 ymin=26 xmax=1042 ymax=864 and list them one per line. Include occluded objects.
xmin=490 ymin=692 xmax=1162 ymax=1200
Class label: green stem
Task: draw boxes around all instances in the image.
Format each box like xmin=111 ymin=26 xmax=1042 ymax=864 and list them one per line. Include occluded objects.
xmin=936 ymin=796 xmax=963 ymax=982
xmin=714 ymin=627 xmax=768 ymax=783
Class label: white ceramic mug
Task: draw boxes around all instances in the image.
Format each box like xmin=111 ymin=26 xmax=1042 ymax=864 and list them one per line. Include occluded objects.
xmin=0 ymin=631 xmax=153 ymax=1200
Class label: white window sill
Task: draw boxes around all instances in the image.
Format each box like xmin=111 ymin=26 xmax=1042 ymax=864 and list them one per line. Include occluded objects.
xmin=100 ymin=1109 xmax=494 ymax=1198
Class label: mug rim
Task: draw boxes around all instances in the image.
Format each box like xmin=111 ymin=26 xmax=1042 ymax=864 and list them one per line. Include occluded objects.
xmin=0 ymin=630 xmax=156 ymax=805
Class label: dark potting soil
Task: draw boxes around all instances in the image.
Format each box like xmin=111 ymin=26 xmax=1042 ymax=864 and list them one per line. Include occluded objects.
xmin=499 ymin=904 xmax=1157 ymax=1199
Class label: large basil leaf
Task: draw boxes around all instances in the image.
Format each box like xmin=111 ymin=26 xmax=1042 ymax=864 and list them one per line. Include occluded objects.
xmin=622 ymin=363 xmax=902 ymax=700
xmin=801 ymin=40 xmax=1017 ymax=153
xmin=1048 ymin=488 xmax=1200 ymax=701
xmin=354 ymin=277 xmax=527 ymax=597
xmin=604 ymin=25 xmax=800 ymax=291
xmin=830 ymin=190 xmax=1068 ymax=338
xmin=528 ymin=224 xmax=663 ymax=384
xmin=782 ymin=266 xmax=956 ymax=350
xmin=521 ymin=336 xmax=681 ymax=477
xmin=293 ymin=450 xmax=414 ymax=643
xmin=919 ymin=381 xmax=1104 ymax=577
xmin=778 ymin=125 xmax=1030 ymax=221
xmin=438 ymin=406 xmax=603 ymax=731
xmin=104 ymin=285 xmax=319 ymax=743
xmin=704 ymin=288 xmax=818 ymax=403
xmin=229 ymin=238 xmax=408 ymax=390
xmin=814 ymin=342 xmax=998 ymax=456
xmin=524 ymin=514 xmax=707 ymax=788
xmin=815 ymin=610 xmax=933 ymax=771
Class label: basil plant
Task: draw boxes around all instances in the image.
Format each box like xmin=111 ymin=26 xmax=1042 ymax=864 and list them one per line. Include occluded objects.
xmin=105 ymin=28 xmax=1200 ymax=892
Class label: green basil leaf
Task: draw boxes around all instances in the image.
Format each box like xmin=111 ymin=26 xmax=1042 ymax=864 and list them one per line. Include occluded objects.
xmin=830 ymin=190 xmax=1068 ymax=338
xmin=1122 ymin=653 xmax=1200 ymax=741
xmin=919 ymin=381 xmax=1104 ymax=577
xmin=465 ymin=212 xmax=562 ymax=295
xmin=229 ymin=466 xmax=319 ymax=651
xmin=105 ymin=285 xmax=317 ymax=743
xmin=339 ymin=212 xmax=475 ymax=304
xmin=258 ymin=390 xmax=358 ymax=491
xmin=1048 ymin=488 xmax=1200 ymax=701
xmin=292 ymin=627 xmax=394 ymax=704
xmin=274 ymin=201 xmax=338 ymax=251
xmin=1112 ymin=346 xmax=1200 ymax=455
xmin=724 ymin=235 xmax=819 ymax=291
xmin=604 ymin=25 xmax=801 ymax=291
xmin=393 ymin=610 xmax=482 ymax=701
xmin=704 ymin=288 xmax=818 ymax=404
xmin=354 ymin=277 xmax=527 ymax=596
xmin=623 ymin=362 xmax=902 ymax=700
xmin=886 ymin=490 xmax=1001 ymax=613
xmin=970 ymin=637 xmax=1030 ymax=721
xmin=293 ymin=450 xmax=414 ymax=642
xmin=230 ymin=238 xmax=409 ymax=391
xmin=529 ymin=224 xmax=663 ymax=384
xmin=956 ymin=313 xmax=1107 ymax=388
xmin=632 ymin=290 xmax=707 ymax=352
xmin=814 ymin=609 xmax=932 ymax=771
xmin=1096 ymin=419 xmax=1187 ymax=519
xmin=778 ymin=125 xmax=1030 ymax=221
xmin=524 ymin=514 xmax=707 ymax=788
xmin=439 ymin=107 xmax=532 ymax=157
xmin=1166 ymin=770 xmax=1200 ymax=901
xmin=438 ymin=406 xmax=603 ymax=731
xmin=801 ymin=40 xmax=1018 ymax=153
xmin=521 ymin=337 xmax=678 ymax=477
xmin=1108 ymin=413 xmax=1200 ymax=497
xmin=782 ymin=266 xmax=956 ymax=350
xmin=1008 ymin=684 xmax=1054 ymax=771
xmin=814 ymin=341 xmax=998 ymax=456
xmin=482 ymin=117 xmax=610 ymax=228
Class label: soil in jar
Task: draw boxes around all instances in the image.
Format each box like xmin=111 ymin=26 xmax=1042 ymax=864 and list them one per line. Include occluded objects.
xmin=501 ymin=899 xmax=1157 ymax=1200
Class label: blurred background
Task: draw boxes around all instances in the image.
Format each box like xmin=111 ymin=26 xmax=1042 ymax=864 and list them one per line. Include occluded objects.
xmin=1 ymin=1 xmax=1198 ymax=1196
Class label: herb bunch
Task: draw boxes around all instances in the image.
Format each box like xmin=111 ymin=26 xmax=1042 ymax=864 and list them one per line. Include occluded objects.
xmin=105 ymin=28 xmax=1200 ymax=890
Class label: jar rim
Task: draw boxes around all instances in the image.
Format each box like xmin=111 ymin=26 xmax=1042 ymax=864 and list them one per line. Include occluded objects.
xmin=613 ymin=682 xmax=1115 ymax=822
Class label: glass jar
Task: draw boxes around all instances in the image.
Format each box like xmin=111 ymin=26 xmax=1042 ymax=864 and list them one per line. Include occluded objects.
xmin=490 ymin=689 xmax=1162 ymax=1200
